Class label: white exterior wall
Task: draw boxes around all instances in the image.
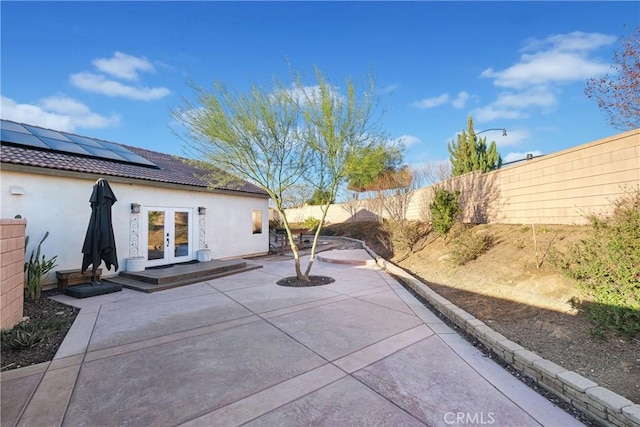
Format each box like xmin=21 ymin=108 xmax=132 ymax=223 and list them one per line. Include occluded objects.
xmin=1 ymin=170 xmax=269 ymax=284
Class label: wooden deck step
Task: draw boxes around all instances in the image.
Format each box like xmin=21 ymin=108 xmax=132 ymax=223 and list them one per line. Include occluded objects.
xmin=104 ymin=259 xmax=262 ymax=293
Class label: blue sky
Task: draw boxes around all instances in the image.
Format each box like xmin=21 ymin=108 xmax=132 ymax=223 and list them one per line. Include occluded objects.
xmin=2 ymin=1 xmax=638 ymax=169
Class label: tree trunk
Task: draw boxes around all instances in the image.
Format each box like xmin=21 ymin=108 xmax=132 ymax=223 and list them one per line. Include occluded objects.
xmin=290 ymin=236 xmax=309 ymax=281
xmin=304 ymin=201 xmax=332 ymax=277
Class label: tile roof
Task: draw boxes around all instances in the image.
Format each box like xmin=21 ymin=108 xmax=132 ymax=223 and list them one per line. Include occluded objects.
xmin=0 ymin=121 xmax=268 ymax=197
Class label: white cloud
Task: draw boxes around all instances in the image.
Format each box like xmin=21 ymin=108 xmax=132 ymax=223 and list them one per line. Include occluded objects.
xmin=522 ymin=31 xmax=616 ymax=53
xmin=412 ymin=91 xmax=471 ymax=109
xmin=71 ymin=51 xmax=170 ymax=101
xmin=92 ymin=51 xmax=155 ymax=80
xmin=503 ymin=150 xmax=543 ymax=164
xmin=1 ymin=95 xmax=120 ymax=131
xmin=451 ymin=91 xmax=470 ymax=109
xmin=412 ymin=93 xmax=450 ymax=109
xmin=481 ymin=31 xmax=615 ymax=89
xmin=481 ymin=51 xmax=612 ymax=89
xmin=474 ymin=87 xmax=557 ymax=123
xmin=473 ymin=105 xmax=526 ymax=123
xmin=392 ymin=134 xmax=421 ymax=147
xmin=40 ymin=96 xmax=93 ymax=116
xmin=70 ymin=72 xmax=170 ymax=101
xmin=493 ymin=129 xmax=529 ymax=147
xmin=475 ymin=31 xmax=616 ymax=125
xmin=377 ymin=83 xmax=399 ymax=95
xmin=493 ymin=87 xmax=557 ymax=109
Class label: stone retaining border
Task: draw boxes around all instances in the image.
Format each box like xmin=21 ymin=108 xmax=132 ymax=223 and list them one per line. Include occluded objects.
xmin=352 ymin=239 xmax=640 ymax=427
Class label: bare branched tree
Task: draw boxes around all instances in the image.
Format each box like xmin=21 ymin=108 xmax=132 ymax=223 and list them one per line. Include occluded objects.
xmin=418 ymin=161 xmax=452 ymax=186
xmin=340 ymin=190 xmax=363 ymax=222
xmin=585 ymin=27 xmax=640 ymax=130
xmin=377 ymin=168 xmax=417 ymax=228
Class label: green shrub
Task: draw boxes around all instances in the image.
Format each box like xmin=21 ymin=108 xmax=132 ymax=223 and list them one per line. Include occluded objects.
xmin=301 ymin=217 xmax=321 ymax=232
xmin=430 ymin=189 xmax=460 ymax=238
xmin=24 ymin=231 xmax=58 ymax=300
xmin=449 ymin=224 xmax=495 ymax=265
xmin=551 ymin=188 xmax=640 ymax=336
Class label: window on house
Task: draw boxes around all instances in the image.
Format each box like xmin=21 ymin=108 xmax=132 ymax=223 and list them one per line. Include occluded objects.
xmin=252 ymin=210 xmax=262 ymax=234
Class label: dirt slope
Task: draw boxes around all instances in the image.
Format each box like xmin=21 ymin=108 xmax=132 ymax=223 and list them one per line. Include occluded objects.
xmin=362 ymin=222 xmax=639 ymax=403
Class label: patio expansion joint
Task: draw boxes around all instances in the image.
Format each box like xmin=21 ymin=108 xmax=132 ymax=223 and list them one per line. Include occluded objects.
xmin=220 ymin=286 xmax=346 ymax=319
xmin=0 ymin=363 xmax=49 ymax=426
xmin=332 ymin=324 xmax=435 ymax=374
xmin=352 ymin=292 xmax=418 ymax=317
xmin=83 ymin=314 xmax=262 ymax=363
xmin=178 ymin=364 xmax=347 ymax=426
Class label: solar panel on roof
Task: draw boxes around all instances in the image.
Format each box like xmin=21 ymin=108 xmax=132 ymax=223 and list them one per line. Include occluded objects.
xmin=0 ymin=119 xmax=158 ymax=168
xmin=23 ymin=125 xmax=73 ymax=142
xmin=97 ymin=139 xmax=133 ymax=153
xmin=64 ymin=133 xmax=107 ymax=148
xmin=1 ymin=129 xmax=50 ymax=149
xmin=116 ymin=151 xmax=157 ymax=166
xmin=39 ymin=137 xmax=94 ymax=156
xmin=1 ymin=121 xmax=31 ymax=134
xmin=78 ymin=144 xmax=128 ymax=161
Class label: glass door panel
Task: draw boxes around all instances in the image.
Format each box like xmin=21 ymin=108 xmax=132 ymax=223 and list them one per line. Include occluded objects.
xmin=174 ymin=211 xmax=189 ymax=258
xmin=148 ymin=210 xmax=165 ymax=261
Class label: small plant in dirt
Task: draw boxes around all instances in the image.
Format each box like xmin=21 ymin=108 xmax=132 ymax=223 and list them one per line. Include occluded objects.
xmin=429 ymin=188 xmax=460 ymax=239
xmin=1 ymin=321 xmax=48 ymax=350
xmin=1 ymin=317 xmax=70 ymax=351
xmin=551 ymin=187 xmax=640 ymax=336
xmin=24 ymin=231 xmax=58 ymax=300
xmin=449 ymin=224 xmax=495 ymax=265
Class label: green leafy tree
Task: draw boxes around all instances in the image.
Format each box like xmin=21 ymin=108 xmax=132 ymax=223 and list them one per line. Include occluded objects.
xmin=346 ymin=143 xmax=403 ymax=192
xmin=448 ymin=116 xmax=502 ymax=176
xmin=296 ymin=68 xmax=388 ymax=277
xmin=174 ymin=66 xmax=387 ymax=281
xmin=306 ymin=188 xmax=334 ymax=205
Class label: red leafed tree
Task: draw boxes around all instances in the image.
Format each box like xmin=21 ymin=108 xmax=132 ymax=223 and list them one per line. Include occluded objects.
xmin=585 ymin=27 xmax=640 ymax=130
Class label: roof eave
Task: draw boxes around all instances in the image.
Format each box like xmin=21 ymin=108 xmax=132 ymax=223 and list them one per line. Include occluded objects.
xmin=0 ymin=162 xmax=270 ymax=198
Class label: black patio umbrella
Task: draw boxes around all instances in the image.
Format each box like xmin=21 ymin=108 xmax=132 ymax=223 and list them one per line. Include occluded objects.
xmin=81 ymin=178 xmax=119 ymax=284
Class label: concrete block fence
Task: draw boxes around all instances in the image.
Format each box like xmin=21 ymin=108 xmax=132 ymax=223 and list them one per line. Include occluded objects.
xmin=347 ymin=238 xmax=640 ymax=427
xmin=1 ymin=218 xmax=26 ymax=330
xmin=285 ymin=128 xmax=640 ymax=226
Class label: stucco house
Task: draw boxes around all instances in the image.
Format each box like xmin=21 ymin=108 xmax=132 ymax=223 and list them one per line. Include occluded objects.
xmin=0 ymin=119 xmax=270 ymax=285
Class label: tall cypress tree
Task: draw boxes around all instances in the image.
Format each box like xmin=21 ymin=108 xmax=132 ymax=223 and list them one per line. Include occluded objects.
xmin=448 ymin=116 xmax=502 ymax=176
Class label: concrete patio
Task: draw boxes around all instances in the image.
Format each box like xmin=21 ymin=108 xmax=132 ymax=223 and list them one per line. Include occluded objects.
xmin=1 ymin=250 xmax=583 ymax=426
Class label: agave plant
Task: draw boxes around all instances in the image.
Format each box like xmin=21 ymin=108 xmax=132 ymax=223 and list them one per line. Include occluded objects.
xmin=1 ymin=321 xmax=46 ymax=349
xmin=24 ymin=231 xmax=58 ymax=300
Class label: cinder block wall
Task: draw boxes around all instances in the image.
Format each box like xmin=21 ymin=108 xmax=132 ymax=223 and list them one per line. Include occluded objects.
xmin=490 ymin=128 xmax=639 ymax=224
xmin=285 ymin=128 xmax=640 ymax=226
xmin=1 ymin=218 xmax=26 ymax=330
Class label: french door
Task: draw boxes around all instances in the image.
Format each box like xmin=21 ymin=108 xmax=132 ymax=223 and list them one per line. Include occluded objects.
xmin=144 ymin=207 xmax=193 ymax=267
